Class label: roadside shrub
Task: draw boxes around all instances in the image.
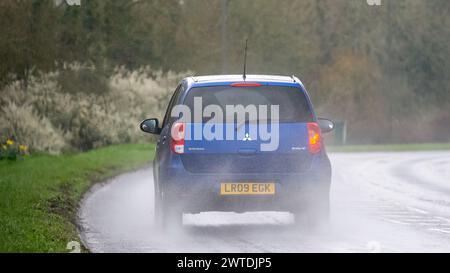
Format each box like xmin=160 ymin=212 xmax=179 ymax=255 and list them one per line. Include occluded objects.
xmin=0 ymin=67 xmax=190 ymax=153
xmin=314 ymin=51 xmax=390 ymax=143
xmin=0 ymin=101 xmax=67 ymax=154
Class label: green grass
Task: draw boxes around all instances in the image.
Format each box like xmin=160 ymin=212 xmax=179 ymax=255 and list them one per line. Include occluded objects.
xmin=327 ymin=143 xmax=450 ymax=153
xmin=0 ymin=143 xmax=154 ymax=253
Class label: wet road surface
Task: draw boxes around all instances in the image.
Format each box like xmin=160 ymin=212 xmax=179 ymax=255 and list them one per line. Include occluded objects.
xmin=79 ymin=151 xmax=450 ymax=252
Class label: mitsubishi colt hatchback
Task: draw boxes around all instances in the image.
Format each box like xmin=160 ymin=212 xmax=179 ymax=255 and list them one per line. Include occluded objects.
xmin=140 ymin=75 xmax=334 ymax=228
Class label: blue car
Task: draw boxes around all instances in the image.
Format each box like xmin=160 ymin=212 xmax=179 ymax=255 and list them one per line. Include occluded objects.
xmin=140 ymin=75 xmax=334 ymax=228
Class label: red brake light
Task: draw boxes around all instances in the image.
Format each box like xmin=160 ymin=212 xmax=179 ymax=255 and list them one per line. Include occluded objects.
xmin=170 ymin=122 xmax=185 ymax=154
xmin=307 ymin=122 xmax=322 ymax=154
xmin=230 ymin=82 xmax=262 ymax=87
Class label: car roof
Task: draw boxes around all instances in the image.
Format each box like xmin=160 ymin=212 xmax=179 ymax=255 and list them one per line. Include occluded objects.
xmin=185 ymin=74 xmax=303 ymax=88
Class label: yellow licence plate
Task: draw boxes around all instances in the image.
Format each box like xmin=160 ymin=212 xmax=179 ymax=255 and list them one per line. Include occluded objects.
xmin=220 ymin=183 xmax=275 ymax=195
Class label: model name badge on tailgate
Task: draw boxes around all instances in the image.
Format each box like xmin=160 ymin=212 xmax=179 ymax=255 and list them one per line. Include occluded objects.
xmin=220 ymin=183 xmax=275 ymax=195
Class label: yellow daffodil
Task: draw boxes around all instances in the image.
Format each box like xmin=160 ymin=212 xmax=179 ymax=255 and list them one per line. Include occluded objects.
xmin=19 ymin=145 xmax=28 ymax=151
xmin=6 ymin=139 xmax=14 ymax=145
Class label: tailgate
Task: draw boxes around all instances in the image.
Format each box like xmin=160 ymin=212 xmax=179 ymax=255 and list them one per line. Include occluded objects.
xmin=181 ymin=122 xmax=313 ymax=174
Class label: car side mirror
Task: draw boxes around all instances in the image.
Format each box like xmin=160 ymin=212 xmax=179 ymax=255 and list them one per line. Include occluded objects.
xmin=318 ymin=118 xmax=335 ymax=134
xmin=140 ymin=118 xmax=161 ymax=135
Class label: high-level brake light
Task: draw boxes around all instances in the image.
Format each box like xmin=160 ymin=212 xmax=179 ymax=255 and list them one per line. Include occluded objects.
xmin=230 ymin=82 xmax=262 ymax=87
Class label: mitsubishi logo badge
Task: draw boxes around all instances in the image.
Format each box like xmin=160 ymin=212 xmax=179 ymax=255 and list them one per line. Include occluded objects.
xmin=243 ymin=133 xmax=252 ymax=141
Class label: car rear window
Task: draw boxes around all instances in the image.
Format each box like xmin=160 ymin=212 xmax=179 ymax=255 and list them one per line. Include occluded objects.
xmin=182 ymin=85 xmax=314 ymax=123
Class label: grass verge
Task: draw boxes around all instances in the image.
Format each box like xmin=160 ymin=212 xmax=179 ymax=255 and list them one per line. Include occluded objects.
xmin=327 ymin=143 xmax=450 ymax=153
xmin=0 ymin=143 xmax=154 ymax=252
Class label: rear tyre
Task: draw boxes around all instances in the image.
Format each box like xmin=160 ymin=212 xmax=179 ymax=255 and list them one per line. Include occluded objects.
xmin=154 ymin=193 xmax=164 ymax=228
xmin=293 ymin=193 xmax=330 ymax=232
xmin=154 ymin=194 xmax=183 ymax=231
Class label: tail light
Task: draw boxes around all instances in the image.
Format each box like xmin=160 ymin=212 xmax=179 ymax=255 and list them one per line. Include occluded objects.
xmin=170 ymin=122 xmax=185 ymax=154
xmin=307 ymin=122 xmax=322 ymax=154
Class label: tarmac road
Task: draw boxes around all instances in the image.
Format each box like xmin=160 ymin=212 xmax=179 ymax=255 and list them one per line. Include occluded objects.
xmin=79 ymin=151 xmax=450 ymax=252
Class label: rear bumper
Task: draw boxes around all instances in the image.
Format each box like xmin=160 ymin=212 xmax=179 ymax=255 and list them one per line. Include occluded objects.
xmin=158 ymin=154 xmax=331 ymax=213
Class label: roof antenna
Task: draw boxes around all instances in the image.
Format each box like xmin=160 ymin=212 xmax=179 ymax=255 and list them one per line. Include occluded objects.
xmin=242 ymin=38 xmax=248 ymax=81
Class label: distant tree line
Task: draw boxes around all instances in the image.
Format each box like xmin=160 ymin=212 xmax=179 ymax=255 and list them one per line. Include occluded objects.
xmin=1 ymin=0 xmax=449 ymax=144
